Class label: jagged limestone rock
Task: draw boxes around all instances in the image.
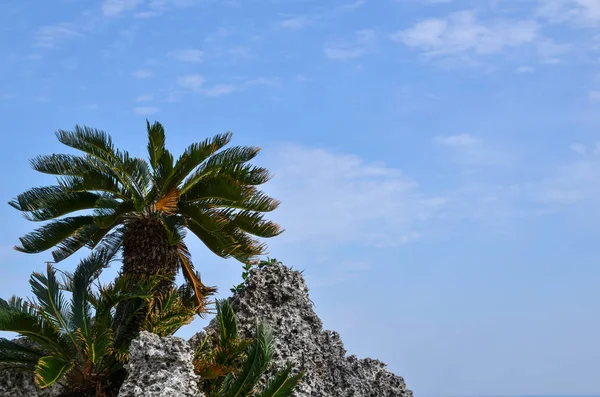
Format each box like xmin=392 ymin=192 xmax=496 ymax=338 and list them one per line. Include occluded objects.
xmin=118 ymin=331 xmax=203 ymax=397
xmin=0 ymin=369 xmax=63 ymax=397
xmin=191 ymin=263 xmax=413 ymax=397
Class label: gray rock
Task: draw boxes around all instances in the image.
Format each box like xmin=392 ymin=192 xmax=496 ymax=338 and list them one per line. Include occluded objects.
xmin=118 ymin=331 xmax=203 ymax=397
xmin=191 ymin=263 xmax=413 ymax=397
xmin=0 ymin=369 xmax=62 ymax=397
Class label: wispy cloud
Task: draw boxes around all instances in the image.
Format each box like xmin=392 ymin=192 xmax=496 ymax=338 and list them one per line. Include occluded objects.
xmin=536 ymin=0 xmax=600 ymax=25
xmin=325 ymin=29 xmax=376 ymax=61
xmin=516 ymin=65 xmax=535 ymax=74
xmin=279 ymin=15 xmax=312 ymax=30
xmin=177 ymin=74 xmax=205 ymax=91
xmin=530 ymin=142 xmax=600 ymax=205
xmin=133 ymin=106 xmax=159 ymax=115
xmin=392 ymin=11 xmax=538 ymax=57
xmin=263 ymin=144 xmax=445 ymax=248
xmin=435 ymin=133 xmax=480 ymax=147
xmin=435 ymin=134 xmax=514 ymax=167
xmin=103 ymin=0 xmax=195 ymax=18
xmin=589 ymin=91 xmax=600 ymax=102
xmin=340 ymin=0 xmax=367 ymax=11
xmin=132 ymin=69 xmax=154 ymax=79
xmin=134 ymin=94 xmax=154 ymax=102
xmin=33 ymin=23 xmax=82 ymax=49
xmin=202 ymin=84 xmax=237 ymax=97
xmin=102 ymin=0 xmax=143 ymax=17
xmin=168 ymin=48 xmax=204 ymax=63
xmin=175 ymin=74 xmax=279 ymax=98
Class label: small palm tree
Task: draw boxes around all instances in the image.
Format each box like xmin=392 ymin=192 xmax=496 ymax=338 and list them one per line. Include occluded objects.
xmin=0 ymin=252 xmax=201 ymax=396
xmin=194 ymin=300 xmax=304 ymax=397
xmin=10 ymin=121 xmax=282 ymax=342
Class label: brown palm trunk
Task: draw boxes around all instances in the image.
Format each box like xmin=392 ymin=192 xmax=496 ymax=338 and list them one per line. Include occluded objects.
xmin=114 ymin=217 xmax=179 ymax=349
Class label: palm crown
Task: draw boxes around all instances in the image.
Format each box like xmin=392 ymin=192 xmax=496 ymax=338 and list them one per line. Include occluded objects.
xmin=10 ymin=121 xmax=282 ymax=304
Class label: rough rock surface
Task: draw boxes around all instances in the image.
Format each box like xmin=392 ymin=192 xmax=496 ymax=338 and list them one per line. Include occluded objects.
xmin=192 ymin=264 xmax=413 ymax=397
xmin=118 ymin=331 xmax=203 ymax=397
xmin=0 ymin=369 xmax=62 ymax=397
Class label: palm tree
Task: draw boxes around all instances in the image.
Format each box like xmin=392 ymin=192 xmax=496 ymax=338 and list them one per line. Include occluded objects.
xmin=0 ymin=251 xmax=202 ymax=396
xmin=194 ymin=299 xmax=304 ymax=397
xmin=10 ymin=121 xmax=282 ymax=342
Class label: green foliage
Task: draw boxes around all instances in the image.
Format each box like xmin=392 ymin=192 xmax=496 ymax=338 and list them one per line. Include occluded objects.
xmin=194 ymin=299 xmax=303 ymax=397
xmin=10 ymin=120 xmax=283 ymax=308
xmin=0 ymin=252 xmax=199 ymax=395
xmin=230 ymin=257 xmax=282 ymax=294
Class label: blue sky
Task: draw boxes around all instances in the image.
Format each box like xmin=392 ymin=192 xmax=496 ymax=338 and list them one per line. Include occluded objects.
xmin=1 ymin=0 xmax=600 ymax=396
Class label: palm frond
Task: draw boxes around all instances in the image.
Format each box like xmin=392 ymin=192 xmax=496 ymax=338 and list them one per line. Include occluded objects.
xmin=30 ymin=154 xmax=124 ymax=198
xmin=0 ymin=309 xmax=70 ymax=358
xmin=256 ymin=363 xmax=304 ymax=397
xmin=9 ymin=187 xmax=103 ymax=222
xmin=34 ymin=355 xmax=73 ymax=389
xmin=55 ymin=126 xmax=146 ymax=204
xmin=155 ymin=187 xmax=180 ymax=215
xmin=163 ymin=132 xmax=233 ymax=194
xmin=146 ymin=120 xmax=166 ymax=171
xmin=179 ymin=175 xmax=247 ymax=202
xmin=192 ymin=190 xmax=280 ymax=213
xmin=15 ymin=216 xmax=95 ymax=255
xmin=177 ymin=242 xmax=216 ymax=311
xmin=0 ymin=338 xmax=45 ymax=367
xmin=29 ymin=265 xmax=79 ymax=350
xmin=229 ymin=210 xmax=283 ymax=238
xmin=221 ymin=320 xmax=275 ymax=397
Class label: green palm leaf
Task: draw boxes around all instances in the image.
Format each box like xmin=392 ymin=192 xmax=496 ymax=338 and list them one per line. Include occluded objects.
xmin=15 ymin=216 xmax=95 ymax=255
xmin=256 ymin=363 xmax=304 ymax=397
xmin=9 ymin=187 xmax=102 ymax=222
xmin=34 ymin=355 xmax=73 ymax=389
xmin=221 ymin=321 xmax=274 ymax=397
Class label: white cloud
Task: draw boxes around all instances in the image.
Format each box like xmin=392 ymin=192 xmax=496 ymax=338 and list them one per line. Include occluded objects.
xmin=133 ymin=106 xmax=159 ymax=115
xmin=340 ymin=0 xmax=367 ymax=10
xmin=262 ymin=144 xmax=445 ymax=248
xmin=435 ymin=133 xmax=479 ymax=147
xmin=531 ymin=146 xmax=600 ymax=204
xmin=435 ymin=134 xmax=513 ymax=167
xmin=135 ymin=94 xmax=154 ymax=102
xmin=102 ymin=0 xmax=143 ymax=17
xmin=177 ymin=74 xmax=205 ymax=90
xmin=516 ymin=65 xmax=535 ymax=73
xmin=228 ymin=46 xmax=253 ymax=59
xmin=202 ymin=84 xmax=237 ymax=97
xmin=244 ymin=77 xmax=282 ymax=88
xmin=103 ymin=0 xmax=195 ymax=18
xmin=324 ymin=47 xmax=367 ymax=60
xmin=279 ymin=16 xmax=312 ymax=30
xmin=537 ymin=0 xmax=600 ymax=25
xmin=33 ymin=23 xmax=82 ymax=48
xmin=324 ymin=29 xmax=375 ymax=61
xmin=589 ymin=91 xmax=600 ymax=101
xmin=168 ymin=49 xmax=204 ymax=63
xmin=570 ymin=143 xmax=588 ymax=156
xmin=392 ymin=11 xmax=538 ymax=57
xmin=175 ymin=75 xmax=279 ymax=97
xmin=132 ymin=69 xmax=153 ymax=79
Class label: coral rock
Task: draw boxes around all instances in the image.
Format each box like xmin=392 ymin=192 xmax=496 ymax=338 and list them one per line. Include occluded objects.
xmin=118 ymin=331 xmax=203 ymax=397
xmin=192 ymin=263 xmax=413 ymax=397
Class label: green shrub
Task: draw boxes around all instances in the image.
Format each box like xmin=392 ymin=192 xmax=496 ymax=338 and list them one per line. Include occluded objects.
xmin=0 ymin=251 xmax=198 ymax=396
xmin=194 ymin=299 xmax=303 ymax=397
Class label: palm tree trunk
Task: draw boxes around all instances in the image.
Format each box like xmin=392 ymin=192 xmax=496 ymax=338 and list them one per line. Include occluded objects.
xmin=114 ymin=217 xmax=179 ymax=349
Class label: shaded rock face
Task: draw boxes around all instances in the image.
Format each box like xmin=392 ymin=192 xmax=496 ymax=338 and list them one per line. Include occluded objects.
xmin=118 ymin=331 xmax=202 ymax=397
xmin=192 ymin=264 xmax=413 ymax=397
xmin=0 ymin=369 xmax=63 ymax=397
